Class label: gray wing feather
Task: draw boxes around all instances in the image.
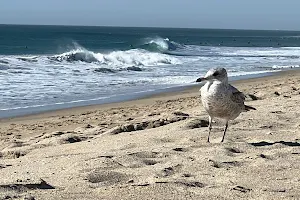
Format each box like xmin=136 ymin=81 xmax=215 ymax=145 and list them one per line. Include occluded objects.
xmin=229 ymin=84 xmax=245 ymax=106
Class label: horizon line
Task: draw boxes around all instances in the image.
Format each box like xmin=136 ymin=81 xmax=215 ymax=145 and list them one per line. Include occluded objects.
xmin=0 ymin=23 xmax=299 ymax=32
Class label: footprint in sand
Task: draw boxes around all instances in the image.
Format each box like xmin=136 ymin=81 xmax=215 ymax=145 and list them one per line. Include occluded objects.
xmin=104 ymin=115 xmax=189 ymax=135
xmin=37 ymin=132 xmax=87 ymax=146
xmin=83 ymin=156 xmax=124 ymax=171
xmin=0 ymin=179 xmax=54 ymax=192
xmin=112 ymin=151 xmax=166 ymax=168
xmin=209 ymin=159 xmax=242 ymax=169
xmin=157 ymin=164 xmax=183 ymax=177
xmin=184 ymin=118 xmax=209 ymax=129
xmin=172 ymin=147 xmax=189 ymax=152
xmin=142 ymin=159 xmax=158 ymax=166
xmin=225 ymin=147 xmax=244 ymax=156
xmin=128 ymin=151 xmax=162 ymax=159
xmin=86 ymin=170 xmax=130 ymax=186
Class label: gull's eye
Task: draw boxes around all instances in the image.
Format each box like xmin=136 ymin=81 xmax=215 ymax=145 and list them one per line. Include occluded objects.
xmin=212 ymin=71 xmax=219 ymax=76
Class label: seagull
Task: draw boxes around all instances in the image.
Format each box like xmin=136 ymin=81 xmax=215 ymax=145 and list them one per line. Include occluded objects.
xmin=196 ymin=68 xmax=256 ymax=143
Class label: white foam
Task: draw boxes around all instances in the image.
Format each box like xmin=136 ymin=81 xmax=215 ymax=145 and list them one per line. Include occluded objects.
xmin=97 ymin=49 xmax=181 ymax=66
xmin=281 ymin=47 xmax=300 ymax=50
xmin=176 ymin=45 xmax=300 ymax=58
xmin=2 ymin=44 xmax=300 ymax=113
xmin=272 ymin=65 xmax=300 ymax=69
xmin=51 ymin=48 xmax=181 ymax=67
xmin=146 ymin=37 xmax=169 ymax=51
xmin=228 ymin=70 xmax=281 ymax=77
xmin=220 ymin=46 xmax=300 ymax=57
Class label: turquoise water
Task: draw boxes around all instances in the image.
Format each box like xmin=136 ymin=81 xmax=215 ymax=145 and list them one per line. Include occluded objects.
xmin=1 ymin=24 xmax=300 ymax=117
xmin=2 ymin=25 xmax=300 ymax=55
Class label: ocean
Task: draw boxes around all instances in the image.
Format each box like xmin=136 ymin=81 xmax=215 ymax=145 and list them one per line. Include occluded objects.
xmin=1 ymin=24 xmax=300 ymax=118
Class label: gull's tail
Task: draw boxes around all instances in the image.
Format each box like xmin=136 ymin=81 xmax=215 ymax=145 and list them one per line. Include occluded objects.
xmin=244 ymin=105 xmax=256 ymax=111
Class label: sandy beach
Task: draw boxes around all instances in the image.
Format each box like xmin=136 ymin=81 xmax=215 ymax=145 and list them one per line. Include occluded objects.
xmin=0 ymin=70 xmax=300 ymax=200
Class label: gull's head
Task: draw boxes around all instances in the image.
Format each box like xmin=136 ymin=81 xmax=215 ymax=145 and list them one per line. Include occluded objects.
xmin=196 ymin=68 xmax=228 ymax=83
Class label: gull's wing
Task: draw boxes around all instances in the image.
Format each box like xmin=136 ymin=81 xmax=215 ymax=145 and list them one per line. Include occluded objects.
xmin=229 ymin=84 xmax=245 ymax=106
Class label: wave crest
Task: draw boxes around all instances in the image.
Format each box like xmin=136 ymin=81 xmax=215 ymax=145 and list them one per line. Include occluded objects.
xmin=139 ymin=37 xmax=182 ymax=52
xmin=50 ymin=47 xmax=181 ymax=67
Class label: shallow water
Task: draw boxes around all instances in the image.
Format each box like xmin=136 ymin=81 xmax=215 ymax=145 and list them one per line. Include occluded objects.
xmin=1 ymin=25 xmax=300 ymax=117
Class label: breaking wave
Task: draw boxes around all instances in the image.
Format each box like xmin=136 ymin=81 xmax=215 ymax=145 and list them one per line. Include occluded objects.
xmin=49 ymin=47 xmax=181 ymax=66
xmin=138 ymin=37 xmax=182 ymax=52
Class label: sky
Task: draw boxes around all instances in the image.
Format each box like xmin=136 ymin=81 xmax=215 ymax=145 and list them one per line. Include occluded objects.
xmin=0 ymin=0 xmax=299 ymax=30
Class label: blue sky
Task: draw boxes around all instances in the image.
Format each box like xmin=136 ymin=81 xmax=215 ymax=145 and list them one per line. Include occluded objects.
xmin=0 ymin=0 xmax=299 ymax=30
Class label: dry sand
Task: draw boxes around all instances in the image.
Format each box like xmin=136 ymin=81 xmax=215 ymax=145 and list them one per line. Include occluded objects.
xmin=0 ymin=70 xmax=300 ymax=200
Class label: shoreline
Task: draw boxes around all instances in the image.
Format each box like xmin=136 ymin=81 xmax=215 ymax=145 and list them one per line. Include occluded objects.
xmin=0 ymin=71 xmax=279 ymax=119
xmin=0 ymin=67 xmax=300 ymax=199
xmin=0 ymin=68 xmax=298 ymax=123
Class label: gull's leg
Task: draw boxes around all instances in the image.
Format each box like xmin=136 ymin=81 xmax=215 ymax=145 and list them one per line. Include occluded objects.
xmin=207 ymin=116 xmax=213 ymax=143
xmin=221 ymin=122 xmax=228 ymax=143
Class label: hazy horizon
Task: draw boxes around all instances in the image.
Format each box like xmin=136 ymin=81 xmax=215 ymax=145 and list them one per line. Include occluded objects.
xmin=1 ymin=23 xmax=300 ymax=32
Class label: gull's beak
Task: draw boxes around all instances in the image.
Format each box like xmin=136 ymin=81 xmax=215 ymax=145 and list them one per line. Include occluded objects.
xmin=196 ymin=77 xmax=206 ymax=82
